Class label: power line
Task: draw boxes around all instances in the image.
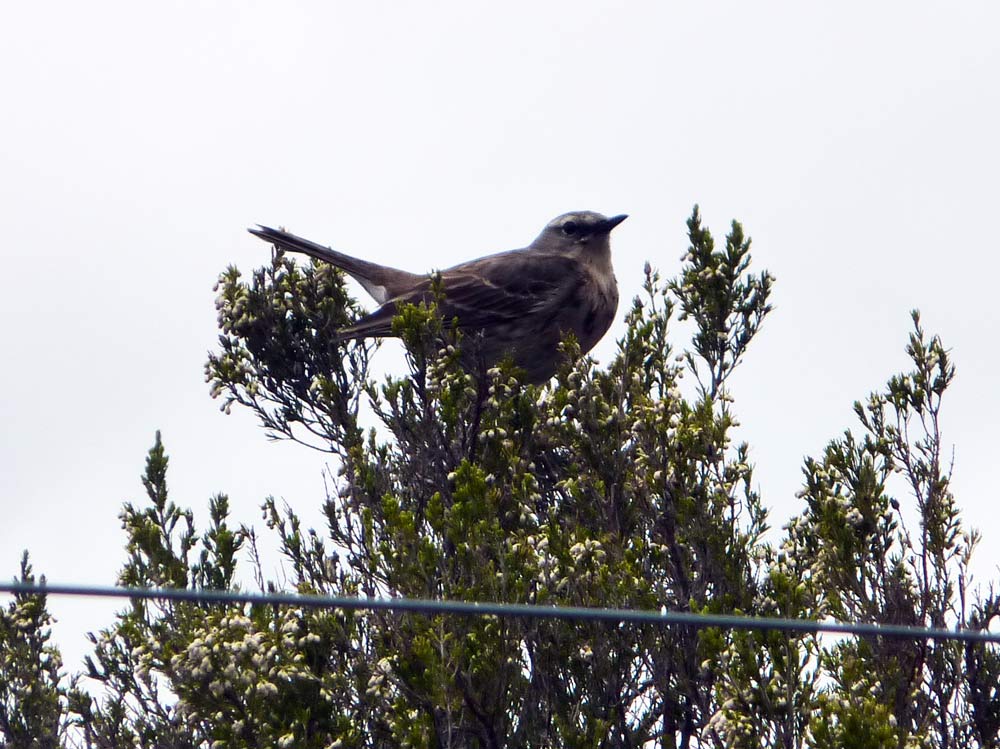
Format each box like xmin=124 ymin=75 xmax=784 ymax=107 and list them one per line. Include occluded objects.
xmin=2 ymin=581 xmax=998 ymax=644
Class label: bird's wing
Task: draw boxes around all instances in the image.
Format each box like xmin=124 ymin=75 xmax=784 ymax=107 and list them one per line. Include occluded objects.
xmin=339 ymin=251 xmax=581 ymax=338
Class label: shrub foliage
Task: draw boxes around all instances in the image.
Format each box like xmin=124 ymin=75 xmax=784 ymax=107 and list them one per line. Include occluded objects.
xmin=4 ymin=207 xmax=998 ymax=748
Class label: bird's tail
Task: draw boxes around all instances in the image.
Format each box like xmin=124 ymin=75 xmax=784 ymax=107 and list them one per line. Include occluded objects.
xmin=248 ymin=224 xmax=425 ymax=305
xmin=248 ymin=225 xmax=385 ymax=280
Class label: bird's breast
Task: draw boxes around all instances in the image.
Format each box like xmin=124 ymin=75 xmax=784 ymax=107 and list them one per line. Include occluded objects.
xmin=563 ymin=269 xmax=618 ymax=354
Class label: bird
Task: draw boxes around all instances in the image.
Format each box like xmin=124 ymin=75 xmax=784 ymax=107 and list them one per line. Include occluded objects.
xmin=248 ymin=211 xmax=627 ymax=384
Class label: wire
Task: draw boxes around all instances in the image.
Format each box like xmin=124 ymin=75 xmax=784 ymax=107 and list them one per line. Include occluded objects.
xmin=2 ymin=581 xmax=997 ymax=644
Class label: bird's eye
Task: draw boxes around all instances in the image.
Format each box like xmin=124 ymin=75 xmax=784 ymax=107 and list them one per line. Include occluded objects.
xmin=561 ymin=221 xmax=578 ymax=236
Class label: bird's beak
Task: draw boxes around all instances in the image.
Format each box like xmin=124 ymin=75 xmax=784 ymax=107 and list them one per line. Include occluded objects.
xmin=604 ymin=214 xmax=628 ymax=232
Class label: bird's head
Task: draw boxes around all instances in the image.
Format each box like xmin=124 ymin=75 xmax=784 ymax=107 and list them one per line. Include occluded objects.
xmin=532 ymin=211 xmax=628 ymax=253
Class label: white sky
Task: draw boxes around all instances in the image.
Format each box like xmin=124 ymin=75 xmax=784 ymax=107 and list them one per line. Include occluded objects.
xmin=2 ymin=2 xmax=998 ymax=673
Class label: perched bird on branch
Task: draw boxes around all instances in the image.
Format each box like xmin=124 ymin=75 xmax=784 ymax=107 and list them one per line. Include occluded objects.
xmin=248 ymin=211 xmax=626 ymax=384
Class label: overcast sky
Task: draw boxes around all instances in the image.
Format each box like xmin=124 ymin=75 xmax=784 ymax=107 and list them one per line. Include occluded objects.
xmin=2 ymin=2 xmax=998 ymax=672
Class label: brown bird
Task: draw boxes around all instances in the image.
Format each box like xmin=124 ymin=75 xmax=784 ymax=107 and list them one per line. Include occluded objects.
xmin=248 ymin=211 xmax=626 ymax=384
